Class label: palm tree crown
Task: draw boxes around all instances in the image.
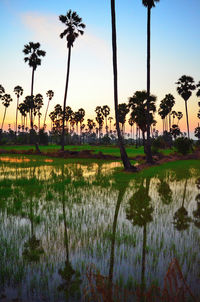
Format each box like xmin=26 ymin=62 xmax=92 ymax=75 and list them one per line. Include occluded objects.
xmin=23 ymin=42 xmax=46 ymax=71
xmin=176 ymin=75 xmax=196 ymax=102
xmin=59 ymin=10 xmax=85 ymax=48
xmin=142 ymin=0 xmax=160 ymax=8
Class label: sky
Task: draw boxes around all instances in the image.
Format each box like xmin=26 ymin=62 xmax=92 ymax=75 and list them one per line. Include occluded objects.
xmin=0 ymin=0 xmax=200 ymax=134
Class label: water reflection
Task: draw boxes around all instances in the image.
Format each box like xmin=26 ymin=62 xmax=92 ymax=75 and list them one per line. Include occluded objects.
xmin=0 ymin=157 xmax=200 ymax=300
xmin=126 ymin=177 xmax=153 ymax=294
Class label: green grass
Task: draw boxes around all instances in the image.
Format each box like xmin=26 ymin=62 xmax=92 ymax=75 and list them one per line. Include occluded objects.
xmin=0 ymin=144 xmax=160 ymax=158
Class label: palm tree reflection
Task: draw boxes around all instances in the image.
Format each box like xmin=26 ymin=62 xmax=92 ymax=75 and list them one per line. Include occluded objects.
xmin=193 ymin=178 xmax=200 ymax=228
xmin=126 ymin=177 xmax=153 ymax=294
xmin=57 ymin=165 xmax=81 ymax=301
xmin=173 ymin=179 xmax=192 ymax=231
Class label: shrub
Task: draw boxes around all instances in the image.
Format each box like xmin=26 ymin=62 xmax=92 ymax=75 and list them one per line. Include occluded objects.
xmin=174 ymin=137 xmax=193 ymax=155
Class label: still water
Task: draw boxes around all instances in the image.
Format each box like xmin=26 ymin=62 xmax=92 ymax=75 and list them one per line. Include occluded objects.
xmin=0 ymin=156 xmax=199 ymax=301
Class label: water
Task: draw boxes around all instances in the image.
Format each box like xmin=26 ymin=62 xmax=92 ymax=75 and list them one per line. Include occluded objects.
xmin=0 ymin=155 xmax=200 ymax=301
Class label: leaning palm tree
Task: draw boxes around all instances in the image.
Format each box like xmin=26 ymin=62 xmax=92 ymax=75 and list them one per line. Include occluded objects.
xmin=1 ymin=94 xmax=13 ymax=130
xmin=43 ymin=90 xmax=54 ymax=129
xmin=142 ymin=0 xmax=160 ymax=163
xmin=23 ymin=42 xmax=46 ymax=129
xmin=59 ymin=10 xmax=85 ymax=151
xmin=110 ymin=0 xmax=135 ymax=170
xmin=14 ymin=86 xmax=23 ymax=133
xmin=176 ymin=75 xmax=196 ymax=138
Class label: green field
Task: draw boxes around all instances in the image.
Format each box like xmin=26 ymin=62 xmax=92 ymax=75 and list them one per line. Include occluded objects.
xmin=0 ymin=144 xmax=174 ymax=158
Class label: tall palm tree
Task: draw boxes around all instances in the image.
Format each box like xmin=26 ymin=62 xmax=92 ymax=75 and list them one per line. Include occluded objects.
xmin=43 ymin=90 xmax=54 ymax=129
xmin=110 ymin=0 xmax=134 ymax=170
xmin=14 ymin=86 xmax=23 ymax=133
xmin=1 ymin=94 xmax=13 ymax=130
xmin=176 ymin=75 xmax=196 ymax=138
xmin=142 ymin=0 xmax=160 ymax=163
xmin=59 ymin=10 xmax=85 ymax=151
xmin=23 ymin=42 xmax=46 ymax=129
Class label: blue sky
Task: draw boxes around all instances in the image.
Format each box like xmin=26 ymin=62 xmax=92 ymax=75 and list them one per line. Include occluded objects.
xmin=0 ymin=0 xmax=200 ymax=132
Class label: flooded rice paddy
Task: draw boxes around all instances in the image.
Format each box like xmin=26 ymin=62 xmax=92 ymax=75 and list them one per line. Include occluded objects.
xmin=0 ymin=155 xmax=200 ymax=301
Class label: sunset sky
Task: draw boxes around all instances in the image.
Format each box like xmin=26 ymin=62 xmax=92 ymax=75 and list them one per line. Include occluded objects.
xmin=0 ymin=0 xmax=200 ymax=135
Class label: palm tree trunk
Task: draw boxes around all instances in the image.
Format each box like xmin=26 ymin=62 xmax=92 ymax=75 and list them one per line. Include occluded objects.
xmin=16 ymin=96 xmax=19 ymax=133
xmin=43 ymin=99 xmax=50 ymax=129
xmin=185 ymin=101 xmax=190 ymax=138
xmin=31 ymin=68 xmax=34 ymax=96
xmin=61 ymin=46 xmax=71 ymax=151
xmin=110 ymin=0 xmax=134 ymax=171
xmin=1 ymin=107 xmax=7 ymax=130
xmin=30 ymin=68 xmax=35 ymax=130
xmin=146 ymin=6 xmax=153 ymax=164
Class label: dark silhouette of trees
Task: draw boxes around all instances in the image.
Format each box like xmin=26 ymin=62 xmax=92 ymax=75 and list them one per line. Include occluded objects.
xmin=129 ymin=90 xmax=156 ymax=152
xmin=128 ymin=117 xmax=134 ymax=142
xmin=117 ymin=103 xmax=129 ymax=134
xmin=44 ymin=90 xmax=54 ymax=129
xmin=108 ymin=116 xmax=113 ymax=133
xmin=158 ymin=94 xmax=175 ymax=133
xmin=14 ymin=86 xmax=23 ymax=133
xmin=87 ymin=119 xmax=96 ymax=133
xmin=1 ymin=94 xmax=13 ymax=130
xmin=101 ymin=105 xmax=110 ymax=135
xmin=59 ymin=10 xmax=85 ymax=151
xmin=35 ymin=93 xmax=43 ymax=130
xmin=95 ymin=106 xmax=104 ymax=138
xmin=110 ymin=0 xmax=134 ymax=171
xmin=23 ymin=42 xmax=46 ymax=129
xmin=176 ymin=75 xmax=196 ymax=138
xmin=142 ymin=0 xmax=160 ymax=164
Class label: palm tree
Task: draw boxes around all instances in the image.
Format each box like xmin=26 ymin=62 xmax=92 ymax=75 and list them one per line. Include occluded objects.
xmin=176 ymin=111 xmax=183 ymax=125
xmin=23 ymin=42 xmax=46 ymax=129
xmin=101 ymin=105 xmax=110 ymax=134
xmin=23 ymin=95 xmax=36 ymax=129
xmin=0 ymin=84 xmax=5 ymax=98
xmin=14 ymin=86 xmax=23 ymax=133
xmin=142 ymin=0 xmax=160 ymax=164
xmin=110 ymin=0 xmax=134 ymax=171
xmin=128 ymin=117 xmax=134 ymax=142
xmin=176 ymin=75 xmax=196 ymax=138
xmin=196 ymin=81 xmax=200 ymax=120
xmin=35 ymin=94 xmax=43 ymax=130
xmin=43 ymin=90 xmax=54 ymax=129
xmin=117 ymin=103 xmax=129 ymax=134
xmin=108 ymin=116 xmax=113 ymax=133
xmin=129 ymin=91 xmax=156 ymax=152
xmin=87 ymin=119 xmax=96 ymax=133
xmin=1 ymin=94 xmax=13 ymax=130
xmin=59 ymin=10 xmax=85 ymax=151
xmin=77 ymin=108 xmax=85 ymax=135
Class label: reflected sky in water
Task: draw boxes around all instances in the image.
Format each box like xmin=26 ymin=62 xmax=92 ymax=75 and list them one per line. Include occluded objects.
xmin=0 ymin=155 xmax=200 ymax=301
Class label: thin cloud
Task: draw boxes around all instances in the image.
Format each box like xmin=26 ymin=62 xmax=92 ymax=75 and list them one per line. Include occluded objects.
xmin=20 ymin=12 xmax=110 ymax=60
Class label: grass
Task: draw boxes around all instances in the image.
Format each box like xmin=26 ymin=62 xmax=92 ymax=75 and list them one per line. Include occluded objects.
xmin=0 ymin=144 xmax=145 ymax=157
xmin=0 ymin=143 xmax=178 ymax=159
